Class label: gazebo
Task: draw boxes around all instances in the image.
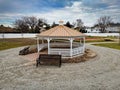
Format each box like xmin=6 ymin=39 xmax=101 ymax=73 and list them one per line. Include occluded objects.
xmin=36 ymin=21 xmax=85 ymax=58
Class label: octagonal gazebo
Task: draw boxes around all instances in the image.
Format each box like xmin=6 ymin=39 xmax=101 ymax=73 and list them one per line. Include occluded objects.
xmin=36 ymin=21 xmax=85 ymax=58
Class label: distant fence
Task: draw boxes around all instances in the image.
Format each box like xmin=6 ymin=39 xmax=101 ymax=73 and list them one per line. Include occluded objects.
xmin=85 ymin=33 xmax=119 ymax=37
xmin=0 ymin=33 xmax=37 ymax=39
xmin=0 ymin=33 xmax=119 ymax=39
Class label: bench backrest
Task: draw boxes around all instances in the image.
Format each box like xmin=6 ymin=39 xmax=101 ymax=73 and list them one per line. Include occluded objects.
xmin=36 ymin=54 xmax=62 ymax=67
xmin=39 ymin=54 xmax=61 ymax=60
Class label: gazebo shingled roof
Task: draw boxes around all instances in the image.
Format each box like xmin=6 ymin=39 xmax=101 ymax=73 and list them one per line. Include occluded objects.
xmin=37 ymin=25 xmax=85 ymax=37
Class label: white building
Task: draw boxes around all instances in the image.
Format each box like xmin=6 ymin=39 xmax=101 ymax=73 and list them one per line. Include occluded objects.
xmin=86 ymin=27 xmax=101 ymax=33
xmin=106 ymin=26 xmax=120 ymax=33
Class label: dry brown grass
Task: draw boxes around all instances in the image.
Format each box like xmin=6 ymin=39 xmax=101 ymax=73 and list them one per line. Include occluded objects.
xmin=0 ymin=38 xmax=38 ymax=50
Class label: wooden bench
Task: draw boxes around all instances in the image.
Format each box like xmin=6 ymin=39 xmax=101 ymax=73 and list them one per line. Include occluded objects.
xmin=36 ymin=54 xmax=62 ymax=67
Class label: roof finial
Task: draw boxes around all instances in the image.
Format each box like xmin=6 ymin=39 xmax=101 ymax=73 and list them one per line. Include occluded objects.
xmin=59 ymin=20 xmax=64 ymax=25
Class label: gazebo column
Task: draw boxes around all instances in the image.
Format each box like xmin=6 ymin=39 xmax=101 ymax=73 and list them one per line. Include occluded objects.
xmin=37 ymin=37 xmax=39 ymax=53
xmin=83 ymin=37 xmax=85 ymax=53
xmin=80 ymin=38 xmax=82 ymax=45
xmin=47 ymin=38 xmax=51 ymax=54
xmin=42 ymin=39 xmax=44 ymax=44
xmin=70 ymin=38 xmax=73 ymax=57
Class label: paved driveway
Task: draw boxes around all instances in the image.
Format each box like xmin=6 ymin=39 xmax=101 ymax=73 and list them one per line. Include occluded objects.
xmin=0 ymin=44 xmax=120 ymax=90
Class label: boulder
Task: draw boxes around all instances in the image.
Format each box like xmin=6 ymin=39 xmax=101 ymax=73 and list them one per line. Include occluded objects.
xmin=19 ymin=45 xmax=37 ymax=55
xmin=19 ymin=47 xmax=29 ymax=55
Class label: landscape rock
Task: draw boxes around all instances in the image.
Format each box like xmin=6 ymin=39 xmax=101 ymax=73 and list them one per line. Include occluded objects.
xmin=19 ymin=45 xmax=37 ymax=55
xmin=19 ymin=47 xmax=29 ymax=55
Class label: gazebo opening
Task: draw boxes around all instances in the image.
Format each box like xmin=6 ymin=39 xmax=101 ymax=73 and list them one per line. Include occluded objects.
xmin=36 ymin=21 xmax=85 ymax=58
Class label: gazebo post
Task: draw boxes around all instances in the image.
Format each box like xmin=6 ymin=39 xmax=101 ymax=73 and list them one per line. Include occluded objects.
xmin=83 ymin=37 xmax=85 ymax=53
xmin=80 ymin=38 xmax=81 ymax=45
xmin=70 ymin=38 xmax=73 ymax=57
xmin=37 ymin=37 xmax=39 ymax=53
xmin=42 ymin=39 xmax=44 ymax=44
xmin=47 ymin=38 xmax=50 ymax=54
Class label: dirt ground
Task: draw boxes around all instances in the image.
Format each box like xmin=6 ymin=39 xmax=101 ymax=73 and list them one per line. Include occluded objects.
xmin=0 ymin=44 xmax=120 ymax=90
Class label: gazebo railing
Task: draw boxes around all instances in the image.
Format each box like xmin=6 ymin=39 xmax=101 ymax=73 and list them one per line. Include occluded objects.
xmin=50 ymin=46 xmax=84 ymax=57
xmin=72 ymin=46 xmax=84 ymax=56
xmin=50 ymin=48 xmax=70 ymax=57
xmin=38 ymin=43 xmax=84 ymax=57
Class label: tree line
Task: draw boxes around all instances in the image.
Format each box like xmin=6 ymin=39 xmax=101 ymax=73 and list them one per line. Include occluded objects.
xmin=0 ymin=16 xmax=119 ymax=33
xmin=14 ymin=16 xmax=50 ymax=33
xmin=0 ymin=25 xmax=15 ymax=33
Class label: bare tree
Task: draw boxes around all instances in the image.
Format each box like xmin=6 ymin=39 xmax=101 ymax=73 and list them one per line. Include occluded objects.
xmin=98 ymin=16 xmax=112 ymax=33
xmin=35 ymin=18 xmax=48 ymax=33
xmin=14 ymin=16 xmax=48 ymax=33
xmin=73 ymin=19 xmax=84 ymax=32
xmin=14 ymin=19 xmax=29 ymax=33
xmin=22 ymin=16 xmax=38 ymax=32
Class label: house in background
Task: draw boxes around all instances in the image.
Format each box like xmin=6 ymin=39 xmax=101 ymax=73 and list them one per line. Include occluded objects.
xmin=85 ymin=27 xmax=91 ymax=33
xmin=86 ymin=26 xmax=101 ymax=33
xmin=106 ymin=23 xmax=120 ymax=33
xmin=86 ymin=23 xmax=120 ymax=33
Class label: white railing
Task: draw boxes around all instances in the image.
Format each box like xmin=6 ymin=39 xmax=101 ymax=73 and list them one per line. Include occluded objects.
xmin=0 ymin=33 xmax=37 ymax=38
xmin=72 ymin=46 xmax=84 ymax=56
xmin=50 ymin=46 xmax=84 ymax=57
xmin=50 ymin=48 xmax=70 ymax=57
xmin=85 ymin=33 xmax=119 ymax=37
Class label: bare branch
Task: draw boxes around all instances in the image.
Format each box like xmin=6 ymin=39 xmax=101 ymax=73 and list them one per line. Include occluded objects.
xmin=97 ymin=16 xmax=112 ymax=33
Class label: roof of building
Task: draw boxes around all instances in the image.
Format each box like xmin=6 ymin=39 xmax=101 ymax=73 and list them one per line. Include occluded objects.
xmin=37 ymin=25 xmax=85 ymax=38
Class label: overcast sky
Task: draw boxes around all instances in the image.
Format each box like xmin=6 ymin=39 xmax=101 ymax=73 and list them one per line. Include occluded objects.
xmin=0 ymin=0 xmax=120 ymax=27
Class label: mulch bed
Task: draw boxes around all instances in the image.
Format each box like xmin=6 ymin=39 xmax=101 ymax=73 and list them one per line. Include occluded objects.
xmin=62 ymin=49 xmax=97 ymax=63
xmin=62 ymin=55 xmax=88 ymax=63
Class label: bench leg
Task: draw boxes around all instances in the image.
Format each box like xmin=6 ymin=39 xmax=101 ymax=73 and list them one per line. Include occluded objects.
xmin=36 ymin=60 xmax=39 ymax=67
xmin=36 ymin=58 xmax=40 ymax=67
xmin=59 ymin=59 xmax=61 ymax=67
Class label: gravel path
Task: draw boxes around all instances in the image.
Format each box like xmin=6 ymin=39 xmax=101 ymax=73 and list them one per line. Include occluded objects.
xmin=0 ymin=45 xmax=120 ymax=90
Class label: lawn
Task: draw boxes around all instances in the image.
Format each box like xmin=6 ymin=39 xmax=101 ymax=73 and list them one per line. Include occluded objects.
xmin=0 ymin=38 xmax=37 ymax=51
xmin=0 ymin=36 xmax=118 ymax=51
xmin=93 ymin=43 xmax=120 ymax=50
xmin=75 ymin=36 xmax=116 ymax=43
xmin=85 ymin=36 xmax=117 ymax=43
